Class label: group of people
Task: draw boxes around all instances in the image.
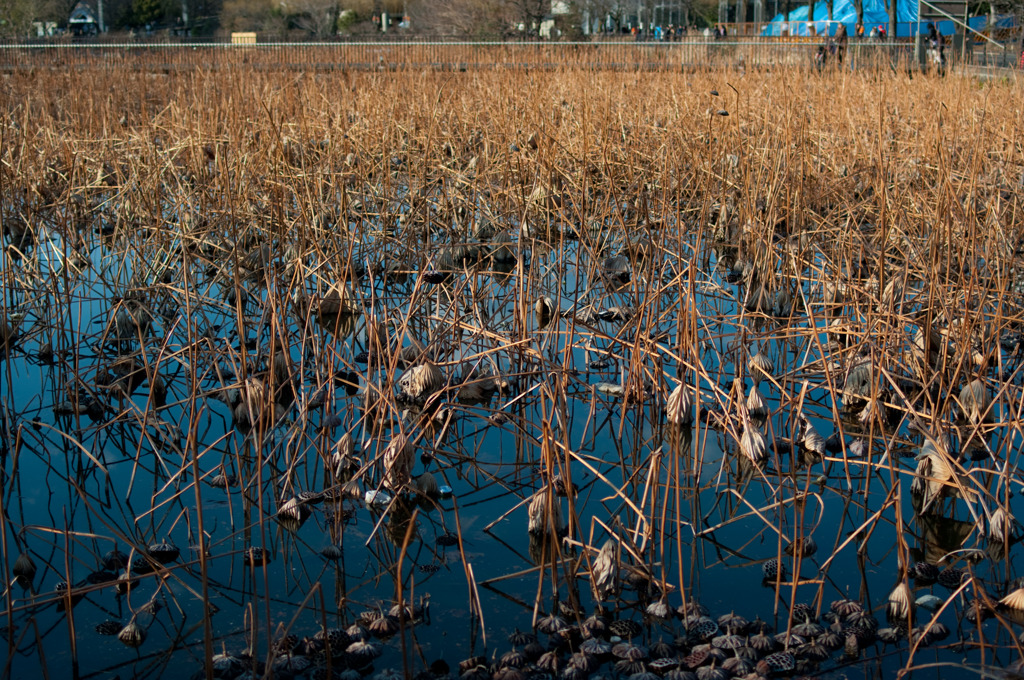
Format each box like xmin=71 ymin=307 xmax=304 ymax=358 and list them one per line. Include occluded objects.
xmin=623 ymin=18 xmax=956 ymax=75
xmin=626 ymin=23 xmax=730 ymax=40
xmin=627 ymin=24 xmax=693 ymax=40
xmin=814 ymin=22 xmax=849 ymax=69
xmin=814 ymin=21 xmax=947 ymax=74
xmin=865 ymin=23 xmax=888 ymax=39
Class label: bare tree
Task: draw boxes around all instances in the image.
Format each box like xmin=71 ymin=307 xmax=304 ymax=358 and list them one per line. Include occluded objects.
xmin=220 ymin=0 xmax=284 ymax=32
xmin=509 ymin=0 xmax=548 ymax=33
xmin=690 ymin=0 xmax=717 ymax=24
xmin=643 ymin=0 xmax=659 ymax=32
xmin=0 ymin=0 xmax=84 ymax=35
xmin=411 ymin=0 xmax=513 ymax=37
xmin=0 ymin=0 xmax=35 ymax=37
xmin=575 ymin=0 xmax=620 ymax=33
xmin=36 ymin=0 xmax=80 ymax=23
xmin=288 ymin=0 xmax=339 ymax=36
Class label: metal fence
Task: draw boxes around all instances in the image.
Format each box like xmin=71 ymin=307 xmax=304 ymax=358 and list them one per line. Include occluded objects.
xmin=971 ymin=39 xmax=1022 ymax=68
xmin=0 ymin=39 xmax=1015 ymax=72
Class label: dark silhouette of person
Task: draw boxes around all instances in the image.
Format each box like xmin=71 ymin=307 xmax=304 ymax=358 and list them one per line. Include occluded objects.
xmin=835 ymin=23 xmax=848 ymax=64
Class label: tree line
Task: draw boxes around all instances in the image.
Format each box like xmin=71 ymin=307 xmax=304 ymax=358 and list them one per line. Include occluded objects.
xmin=1 ymin=0 xmax=731 ymax=39
xmin=3 ymin=0 xmax=1014 ymax=40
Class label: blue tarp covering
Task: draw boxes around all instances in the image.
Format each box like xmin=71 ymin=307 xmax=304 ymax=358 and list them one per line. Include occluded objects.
xmin=760 ymin=1 xmax=997 ymax=37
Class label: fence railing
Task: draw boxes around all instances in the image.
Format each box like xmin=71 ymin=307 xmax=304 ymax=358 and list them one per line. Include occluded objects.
xmin=0 ymin=39 xmax=1015 ymax=72
xmin=969 ymin=40 xmax=1022 ymax=68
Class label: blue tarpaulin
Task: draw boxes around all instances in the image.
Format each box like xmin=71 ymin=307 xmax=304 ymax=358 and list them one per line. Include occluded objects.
xmin=760 ymin=0 xmax=998 ymax=37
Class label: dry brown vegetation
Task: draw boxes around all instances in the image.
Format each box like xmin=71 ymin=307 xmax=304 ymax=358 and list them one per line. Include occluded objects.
xmin=3 ymin=61 xmax=1024 ymax=676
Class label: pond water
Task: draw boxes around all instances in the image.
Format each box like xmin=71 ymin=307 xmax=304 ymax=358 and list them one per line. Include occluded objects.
xmin=2 ymin=70 xmax=1023 ymax=680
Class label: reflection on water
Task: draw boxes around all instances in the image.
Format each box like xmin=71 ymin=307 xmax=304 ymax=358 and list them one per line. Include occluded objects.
xmin=2 ymin=70 xmax=1023 ymax=680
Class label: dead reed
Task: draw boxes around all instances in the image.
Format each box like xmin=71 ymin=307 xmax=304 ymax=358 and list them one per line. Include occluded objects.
xmin=1 ymin=60 xmax=1024 ymax=678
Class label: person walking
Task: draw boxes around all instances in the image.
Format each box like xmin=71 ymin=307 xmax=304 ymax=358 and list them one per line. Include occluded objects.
xmin=835 ymin=23 xmax=848 ymax=64
xmin=814 ymin=35 xmax=829 ymax=71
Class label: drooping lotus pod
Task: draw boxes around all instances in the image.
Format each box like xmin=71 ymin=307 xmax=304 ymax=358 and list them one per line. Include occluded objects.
xmin=666 ymin=383 xmax=694 ymax=427
xmin=382 ymin=433 xmax=415 ymax=490
xmin=526 ymin=489 xmax=565 ymax=536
